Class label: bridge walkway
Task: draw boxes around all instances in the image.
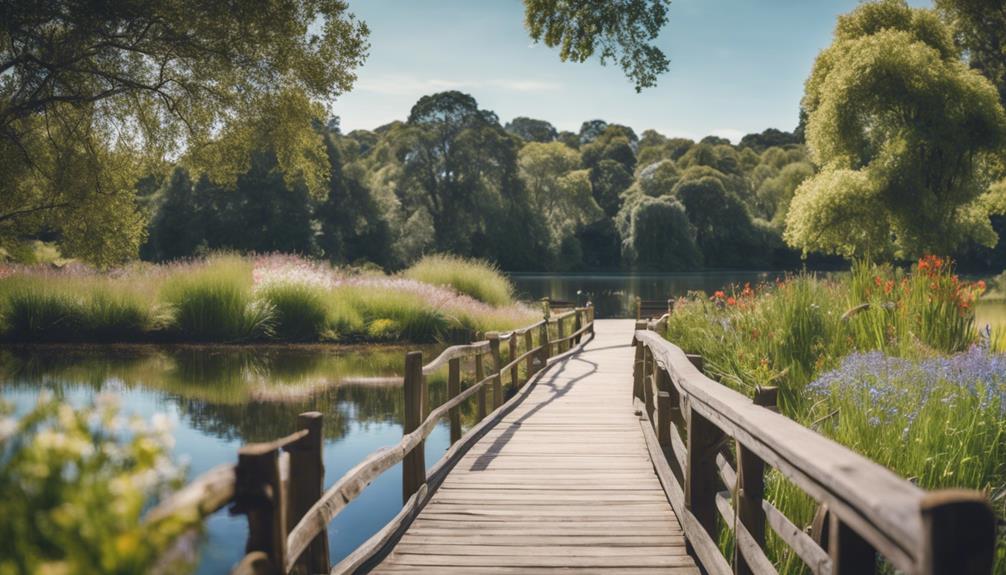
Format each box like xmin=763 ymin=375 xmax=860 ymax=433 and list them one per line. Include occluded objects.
xmin=373 ymin=319 xmax=700 ymax=574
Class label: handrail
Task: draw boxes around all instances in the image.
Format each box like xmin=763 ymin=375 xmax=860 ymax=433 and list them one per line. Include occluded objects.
xmin=171 ymin=302 xmax=593 ymax=575
xmin=632 ymin=326 xmax=997 ymax=575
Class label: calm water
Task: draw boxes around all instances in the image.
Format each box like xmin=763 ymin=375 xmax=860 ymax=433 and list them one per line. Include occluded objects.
xmin=511 ymin=271 xmax=787 ymax=318
xmin=3 ymin=272 xmax=1005 ymax=572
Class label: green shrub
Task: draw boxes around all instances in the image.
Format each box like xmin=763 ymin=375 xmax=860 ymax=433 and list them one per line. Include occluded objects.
xmin=403 ymin=254 xmax=514 ymax=306
xmin=161 ymin=257 xmax=273 ymax=341
xmin=259 ymin=283 xmax=329 ymax=341
xmin=0 ymin=285 xmax=84 ymax=341
xmin=337 ymin=285 xmax=450 ymax=342
xmin=0 ymin=395 xmax=188 ymax=574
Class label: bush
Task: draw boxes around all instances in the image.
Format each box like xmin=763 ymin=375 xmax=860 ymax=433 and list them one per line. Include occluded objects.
xmin=403 ymin=254 xmax=514 ymax=307
xmin=161 ymin=257 xmax=273 ymax=341
xmin=258 ymin=283 xmax=329 ymax=341
xmin=0 ymin=395 xmax=187 ymax=574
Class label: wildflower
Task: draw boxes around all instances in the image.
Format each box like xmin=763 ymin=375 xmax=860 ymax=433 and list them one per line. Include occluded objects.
xmin=726 ymin=297 xmax=737 ymax=306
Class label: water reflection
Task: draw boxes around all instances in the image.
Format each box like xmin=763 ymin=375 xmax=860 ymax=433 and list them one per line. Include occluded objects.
xmin=0 ymin=344 xmax=467 ymax=573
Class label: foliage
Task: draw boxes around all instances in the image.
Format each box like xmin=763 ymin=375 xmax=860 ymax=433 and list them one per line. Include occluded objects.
xmin=0 ymin=395 xmax=186 ymax=575
xmin=788 ymin=0 xmax=1006 ymax=259
xmin=403 ymin=254 xmax=515 ymax=307
xmin=161 ymin=257 xmax=275 ymax=342
xmin=616 ymin=194 xmax=701 ymax=270
xmin=523 ymin=0 xmax=672 ymax=91
xmin=0 ymin=254 xmax=537 ymax=344
xmin=505 ymin=117 xmax=558 ymax=143
xmin=936 ymin=0 xmax=1006 ymax=105
xmin=0 ymin=0 xmax=369 ymax=264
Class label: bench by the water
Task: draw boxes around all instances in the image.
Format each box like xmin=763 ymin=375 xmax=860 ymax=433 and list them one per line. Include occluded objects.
xmin=145 ymin=307 xmax=997 ymax=575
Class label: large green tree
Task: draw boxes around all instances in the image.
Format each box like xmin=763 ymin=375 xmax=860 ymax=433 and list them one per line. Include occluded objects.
xmin=0 ymin=0 xmax=368 ymax=264
xmin=786 ymin=0 xmax=1006 ymax=259
xmin=936 ymin=0 xmax=1006 ymax=105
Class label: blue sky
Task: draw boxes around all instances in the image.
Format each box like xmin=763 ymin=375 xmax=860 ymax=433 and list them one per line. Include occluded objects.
xmin=332 ymin=0 xmax=932 ymax=142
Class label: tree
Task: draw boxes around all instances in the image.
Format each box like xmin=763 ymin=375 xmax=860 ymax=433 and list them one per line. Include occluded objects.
xmin=518 ymin=142 xmax=603 ymax=258
xmin=147 ymin=168 xmax=201 ymax=261
xmin=0 ymin=0 xmax=369 ymax=263
xmin=787 ymin=0 xmax=1006 ymax=259
xmin=231 ymin=150 xmax=318 ymax=255
xmin=616 ymin=194 xmax=701 ymax=270
xmin=675 ymin=175 xmax=761 ymax=267
xmin=505 ymin=117 xmax=558 ymax=143
xmin=523 ymin=0 xmax=672 ymax=91
xmin=739 ymin=128 xmax=802 ymax=152
xmin=936 ymin=0 xmax=1006 ymax=104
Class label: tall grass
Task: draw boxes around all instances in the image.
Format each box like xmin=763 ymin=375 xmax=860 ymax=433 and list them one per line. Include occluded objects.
xmin=403 ymin=254 xmax=514 ymax=307
xmin=0 ymin=254 xmax=537 ymax=343
xmin=664 ymin=257 xmax=1005 ymax=572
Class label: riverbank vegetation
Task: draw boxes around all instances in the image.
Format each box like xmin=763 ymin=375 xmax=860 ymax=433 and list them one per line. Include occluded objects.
xmin=665 ymin=257 xmax=1006 ymax=570
xmin=0 ymin=254 xmax=537 ymax=344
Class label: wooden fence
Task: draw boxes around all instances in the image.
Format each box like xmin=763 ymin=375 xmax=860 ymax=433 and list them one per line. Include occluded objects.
xmin=142 ymin=303 xmax=595 ymax=575
xmin=632 ymin=317 xmax=997 ymax=575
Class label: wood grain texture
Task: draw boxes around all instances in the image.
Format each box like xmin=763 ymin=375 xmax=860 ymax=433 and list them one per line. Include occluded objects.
xmin=375 ymin=320 xmax=698 ymax=574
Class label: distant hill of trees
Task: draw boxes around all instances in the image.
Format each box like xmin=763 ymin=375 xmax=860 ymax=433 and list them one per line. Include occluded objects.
xmin=141 ymin=92 xmax=824 ymax=272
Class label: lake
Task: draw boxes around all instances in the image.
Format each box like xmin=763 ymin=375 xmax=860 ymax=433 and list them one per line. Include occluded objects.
xmin=2 ymin=272 xmax=1005 ymax=572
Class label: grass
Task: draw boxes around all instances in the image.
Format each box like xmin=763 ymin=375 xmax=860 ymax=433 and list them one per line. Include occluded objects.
xmin=663 ymin=257 xmax=1006 ymax=572
xmin=403 ymin=254 xmax=514 ymax=307
xmin=0 ymin=254 xmax=538 ymax=344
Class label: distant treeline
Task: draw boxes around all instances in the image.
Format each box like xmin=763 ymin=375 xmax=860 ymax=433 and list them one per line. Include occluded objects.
xmin=138 ymin=91 xmax=1002 ymax=272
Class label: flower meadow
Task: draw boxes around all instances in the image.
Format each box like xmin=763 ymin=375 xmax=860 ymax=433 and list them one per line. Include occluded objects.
xmin=0 ymin=254 xmax=539 ymax=344
xmin=665 ymin=257 xmax=1006 ymax=572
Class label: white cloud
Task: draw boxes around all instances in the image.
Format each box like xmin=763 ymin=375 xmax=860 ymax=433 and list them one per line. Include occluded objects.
xmin=710 ymin=128 xmax=745 ymax=144
xmin=356 ymin=74 xmax=561 ymax=96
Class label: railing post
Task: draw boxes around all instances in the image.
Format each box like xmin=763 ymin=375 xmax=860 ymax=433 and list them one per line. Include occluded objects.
xmin=402 ymin=351 xmax=426 ymax=504
xmin=586 ymin=302 xmax=594 ymax=335
xmin=540 ymin=320 xmax=550 ymax=363
xmin=643 ymin=345 xmax=654 ymax=423
xmin=919 ymin=490 xmax=996 ymax=575
xmin=475 ymin=351 xmax=487 ymax=420
xmin=286 ymin=412 xmax=329 ymax=574
xmin=573 ymin=308 xmax=583 ymax=345
xmin=632 ymin=320 xmax=647 ymax=404
xmin=827 ymin=513 xmax=876 ymax=574
xmin=448 ymin=357 xmax=461 ymax=445
xmin=524 ymin=329 xmax=535 ymax=377
xmin=508 ymin=333 xmax=519 ymax=393
xmin=235 ymin=444 xmax=287 ymax=572
xmin=656 ymin=390 xmax=671 ymax=447
xmin=735 ymin=388 xmax=775 ymax=575
xmin=557 ymin=315 xmax=566 ymax=354
xmin=488 ymin=332 xmax=503 ymax=409
xmin=685 ymin=404 xmax=725 ymax=543
xmin=687 ymin=353 xmax=704 ymax=372
xmin=636 ymin=296 xmax=642 ymax=320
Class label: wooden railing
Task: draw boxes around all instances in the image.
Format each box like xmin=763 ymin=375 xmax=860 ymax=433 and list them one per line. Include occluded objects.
xmin=632 ymin=320 xmax=997 ymax=575
xmin=143 ymin=303 xmax=595 ymax=575
xmin=636 ymin=296 xmax=674 ymax=321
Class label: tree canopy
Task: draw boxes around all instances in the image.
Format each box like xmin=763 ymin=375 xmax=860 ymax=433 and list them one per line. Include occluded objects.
xmin=523 ymin=0 xmax=672 ymax=92
xmin=786 ymin=0 xmax=1006 ymax=259
xmin=0 ymin=0 xmax=369 ymax=265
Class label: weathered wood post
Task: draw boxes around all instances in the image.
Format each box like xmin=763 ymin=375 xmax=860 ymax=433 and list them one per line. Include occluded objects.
xmin=540 ymin=302 xmax=551 ymax=363
xmin=636 ymin=296 xmax=642 ymax=320
xmin=734 ymin=387 xmax=775 ymax=575
xmin=487 ymin=332 xmax=503 ymax=409
xmin=448 ymin=357 xmax=461 ymax=445
xmin=642 ymin=345 xmax=654 ymax=423
xmin=286 ymin=412 xmax=329 ymax=574
xmin=402 ymin=351 xmax=426 ymax=504
xmin=656 ymin=390 xmax=671 ymax=447
xmin=573 ymin=307 xmax=583 ymax=345
xmin=685 ymin=404 xmax=725 ymax=544
xmin=235 ymin=443 xmax=288 ymax=572
xmin=556 ymin=314 xmax=566 ymax=354
xmin=524 ymin=329 xmax=535 ymax=378
xmin=508 ymin=333 xmax=519 ymax=393
xmin=687 ymin=353 xmax=704 ymax=372
xmin=632 ymin=320 xmax=647 ymax=403
xmin=919 ymin=490 xmax=996 ymax=575
xmin=827 ymin=513 xmax=876 ymax=574
xmin=475 ymin=351 xmax=487 ymax=420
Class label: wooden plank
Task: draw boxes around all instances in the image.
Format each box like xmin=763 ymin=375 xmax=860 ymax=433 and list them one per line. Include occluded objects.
xmin=380 ymin=554 xmax=698 ymax=568
xmin=392 ymin=544 xmax=692 ymax=556
xmin=398 ymin=535 xmax=683 ymax=546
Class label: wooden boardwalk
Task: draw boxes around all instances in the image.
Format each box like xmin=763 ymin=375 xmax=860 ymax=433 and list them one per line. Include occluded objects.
xmin=374 ymin=319 xmax=700 ymax=574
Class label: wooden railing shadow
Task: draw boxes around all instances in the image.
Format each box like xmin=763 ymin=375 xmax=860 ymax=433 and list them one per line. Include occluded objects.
xmin=142 ymin=303 xmax=596 ymax=575
xmin=632 ymin=317 xmax=997 ymax=575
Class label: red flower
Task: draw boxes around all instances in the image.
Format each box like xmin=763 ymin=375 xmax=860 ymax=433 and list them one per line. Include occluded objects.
xmin=726 ymin=296 xmax=737 ymax=306
xmin=713 ymin=290 xmax=725 ymax=299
